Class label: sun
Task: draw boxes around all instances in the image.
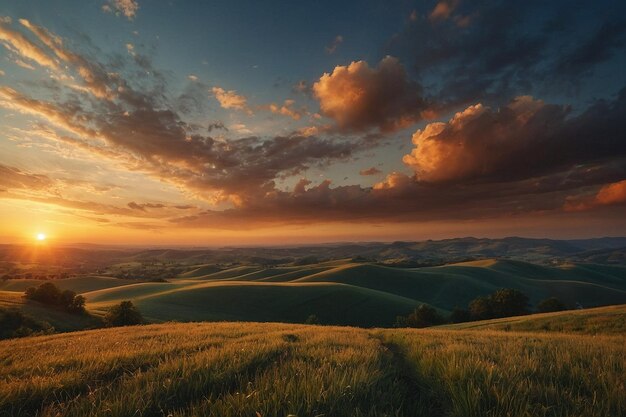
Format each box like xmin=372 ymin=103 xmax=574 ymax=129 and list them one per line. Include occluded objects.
xmin=36 ymin=233 xmax=46 ymax=241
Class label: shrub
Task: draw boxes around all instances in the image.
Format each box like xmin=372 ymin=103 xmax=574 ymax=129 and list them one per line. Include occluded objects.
xmin=104 ymin=301 xmax=143 ymax=327
xmin=449 ymin=307 xmax=471 ymax=323
xmin=468 ymin=289 xmax=530 ymax=321
xmin=399 ymin=304 xmax=445 ymax=328
xmin=305 ymin=314 xmax=320 ymax=325
xmin=490 ymin=288 xmax=529 ymax=318
xmin=0 ymin=308 xmax=54 ymax=339
xmin=469 ymin=296 xmax=493 ymax=321
xmin=537 ymin=297 xmax=566 ymax=313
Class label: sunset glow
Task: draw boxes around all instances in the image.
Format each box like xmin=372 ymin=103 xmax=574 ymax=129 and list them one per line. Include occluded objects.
xmin=0 ymin=1 xmax=624 ymax=245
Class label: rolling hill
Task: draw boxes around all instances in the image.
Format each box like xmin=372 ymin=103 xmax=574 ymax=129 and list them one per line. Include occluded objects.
xmin=1 ymin=258 xmax=624 ymax=328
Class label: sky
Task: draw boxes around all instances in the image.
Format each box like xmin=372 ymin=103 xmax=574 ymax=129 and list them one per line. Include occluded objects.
xmin=0 ymin=0 xmax=625 ymax=245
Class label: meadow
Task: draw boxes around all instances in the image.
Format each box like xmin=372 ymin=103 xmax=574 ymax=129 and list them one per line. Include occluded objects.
xmin=0 ymin=320 xmax=624 ymax=417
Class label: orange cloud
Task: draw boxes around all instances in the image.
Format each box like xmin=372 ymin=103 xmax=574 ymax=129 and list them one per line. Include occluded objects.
xmin=402 ymin=96 xmax=582 ymax=182
xmin=212 ymin=86 xmax=249 ymax=112
xmin=373 ymin=172 xmax=413 ymax=190
xmin=429 ymin=0 xmax=459 ymax=21
xmin=313 ymin=56 xmax=427 ymax=132
xmin=269 ymin=99 xmax=303 ymax=120
xmin=565 ymin=180 xmax=626 ymax=211
xmin=0 ymin=19 xmax=59 ymax=70
xmin=19 ymin=18 xmax=113 ymax=99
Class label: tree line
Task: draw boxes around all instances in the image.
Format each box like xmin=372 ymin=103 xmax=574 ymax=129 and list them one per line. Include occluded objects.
xmin=396 ymin=289 xmax=569 ymax=328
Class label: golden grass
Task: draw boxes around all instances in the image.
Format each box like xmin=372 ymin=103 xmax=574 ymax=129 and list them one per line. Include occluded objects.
xmin=441 ymin=304 xmax=626 ymax=335
xmin=0 ymin=322 xmax=624 ymax=416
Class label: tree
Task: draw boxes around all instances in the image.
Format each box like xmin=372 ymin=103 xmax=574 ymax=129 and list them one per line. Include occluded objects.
xmin=67 ymin=295 xmax=86 ymax=313
xmin=449 ymin=307 xmax=471 ymax=323
xmin=0 ymin=308 xmax=54 ymax=339
xmin=469 ymin=296 xmax=493 ymax=321
xmin=537 ymin=297 xmax=566 ymax=313
xmin=24 ymin=284 xmax=85 ymax=314
xmin=104 ymin=301 xmax=143 ymax=327
xmin=25 ymin=282 xmax=61 ymax=304
xmin=403 ymin=304 xmax=444 ymax=328
xmin=490 ymin=289 xmax=529 ymax=318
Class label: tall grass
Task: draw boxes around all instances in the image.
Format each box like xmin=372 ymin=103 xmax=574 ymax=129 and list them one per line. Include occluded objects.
xmin=0 ymin=322 xmax=624 ymax=416
xmin=381 ymin=330 xmax=625 ymax=417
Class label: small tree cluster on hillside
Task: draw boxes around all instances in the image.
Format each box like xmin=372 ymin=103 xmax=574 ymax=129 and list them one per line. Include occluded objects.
xmin=0 ymin=307 xmax=54 ymax=339
xmin=104 ymin=301 xmax=144 ymax=327
xmin=24 ymin=282 xmax=86 ymax=314
xmin=448 ymin=288 xmax=531 ymax=323
xmin=536 ymin=297 xmax=567 ymax=313
xmin=395 ymin=304 xmax=445 ymax=328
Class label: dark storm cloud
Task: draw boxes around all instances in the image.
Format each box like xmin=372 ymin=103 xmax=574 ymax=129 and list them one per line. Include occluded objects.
xmin=386 ymin=1 xmax=626 ymax=106
xmin=404 ymin=90 xmax=626 ymax=182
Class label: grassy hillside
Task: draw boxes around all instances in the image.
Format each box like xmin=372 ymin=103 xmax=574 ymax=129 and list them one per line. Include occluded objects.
xmin=440 ymin=304 xmax=626 ymax=334
xmin=0 ymin=322 xmax=623 ymax=417
xmin=0 ymin=291 xmax=102 ymax=331
xmin=0 ymin=258 xmax=624 ymax=328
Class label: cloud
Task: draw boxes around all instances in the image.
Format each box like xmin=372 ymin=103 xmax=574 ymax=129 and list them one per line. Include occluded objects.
xmin=553 ymin=21 xmax=626 ymax=80
xmin=0 ymin=19 xmax=59 ymax=70
xmin=403 ymin=91 xmax=626 ymax=183
xmin=212 ymin=86 xmax=250 ymax=113
xmin=325 ymin=35 xmax=343 ymax=54
xmin=103 ymin=0 xmax=139 ymax=20
xmin=207 ymin=121 xmax=228 ymax=132
xmin=18 ymin=18 xmax=114 ymax=99
xmin=2 ymin=18 xmax=624 ymax=231
xmin=269 ymin=99 xmax=303 ymax=120
xmin=0 ymin=164 xmax=54 ymax=190
xmin=359 ymin=167 xmax=382 ymax=176
xmin=313 ymin=56 xmax=428 ymax=132
xmin=386 ymin=2 xmax=626 ymax=107
xmin=564 ymin=180 xmax=626 ymax=211
xmin=128 ymin=201 xmax=166 ymax=211
xmin=429 ymin=0 xmax=459 ymax=21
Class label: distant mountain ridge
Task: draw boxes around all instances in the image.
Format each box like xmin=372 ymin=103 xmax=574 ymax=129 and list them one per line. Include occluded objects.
xmin=1 ymin=237 xmax=625 ymax=269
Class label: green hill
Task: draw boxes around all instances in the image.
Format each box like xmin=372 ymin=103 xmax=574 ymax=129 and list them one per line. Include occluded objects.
xmin=0 ymin=258 xmax=624 ymax=329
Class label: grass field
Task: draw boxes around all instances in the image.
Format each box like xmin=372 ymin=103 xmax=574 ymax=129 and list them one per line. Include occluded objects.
xmin=440 ymin=304 xmax=626 ymax=334
xmin=1 ymin=259 xmax=624 ymax=328
xmin=0 ymin=321 xmax=623 ymax=416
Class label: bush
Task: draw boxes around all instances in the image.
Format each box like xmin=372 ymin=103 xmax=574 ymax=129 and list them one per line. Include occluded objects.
xmin=468 ymin=289 xmax=529 ymax=321
xmin=449 ymin=307 xmax=471 ymax=323
xmin=469 ymin=296 xmax=493 ymax=321
xmin=104 ymin=301 xmax=143 ymax=327
xmin=24 ymin=283 xmax=85 ymax=314
xmin=537 ymin=297 xmax=566 ymax=313
xmin=0 ymin=308 xmax=54 ymax=339
xmin=305 ymin=314 xmax=320 ymax=325
xmin=490 ymin=289 xmax=529 ymax=318
xmin=398 ymin=304 xmax=445 ymax=328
